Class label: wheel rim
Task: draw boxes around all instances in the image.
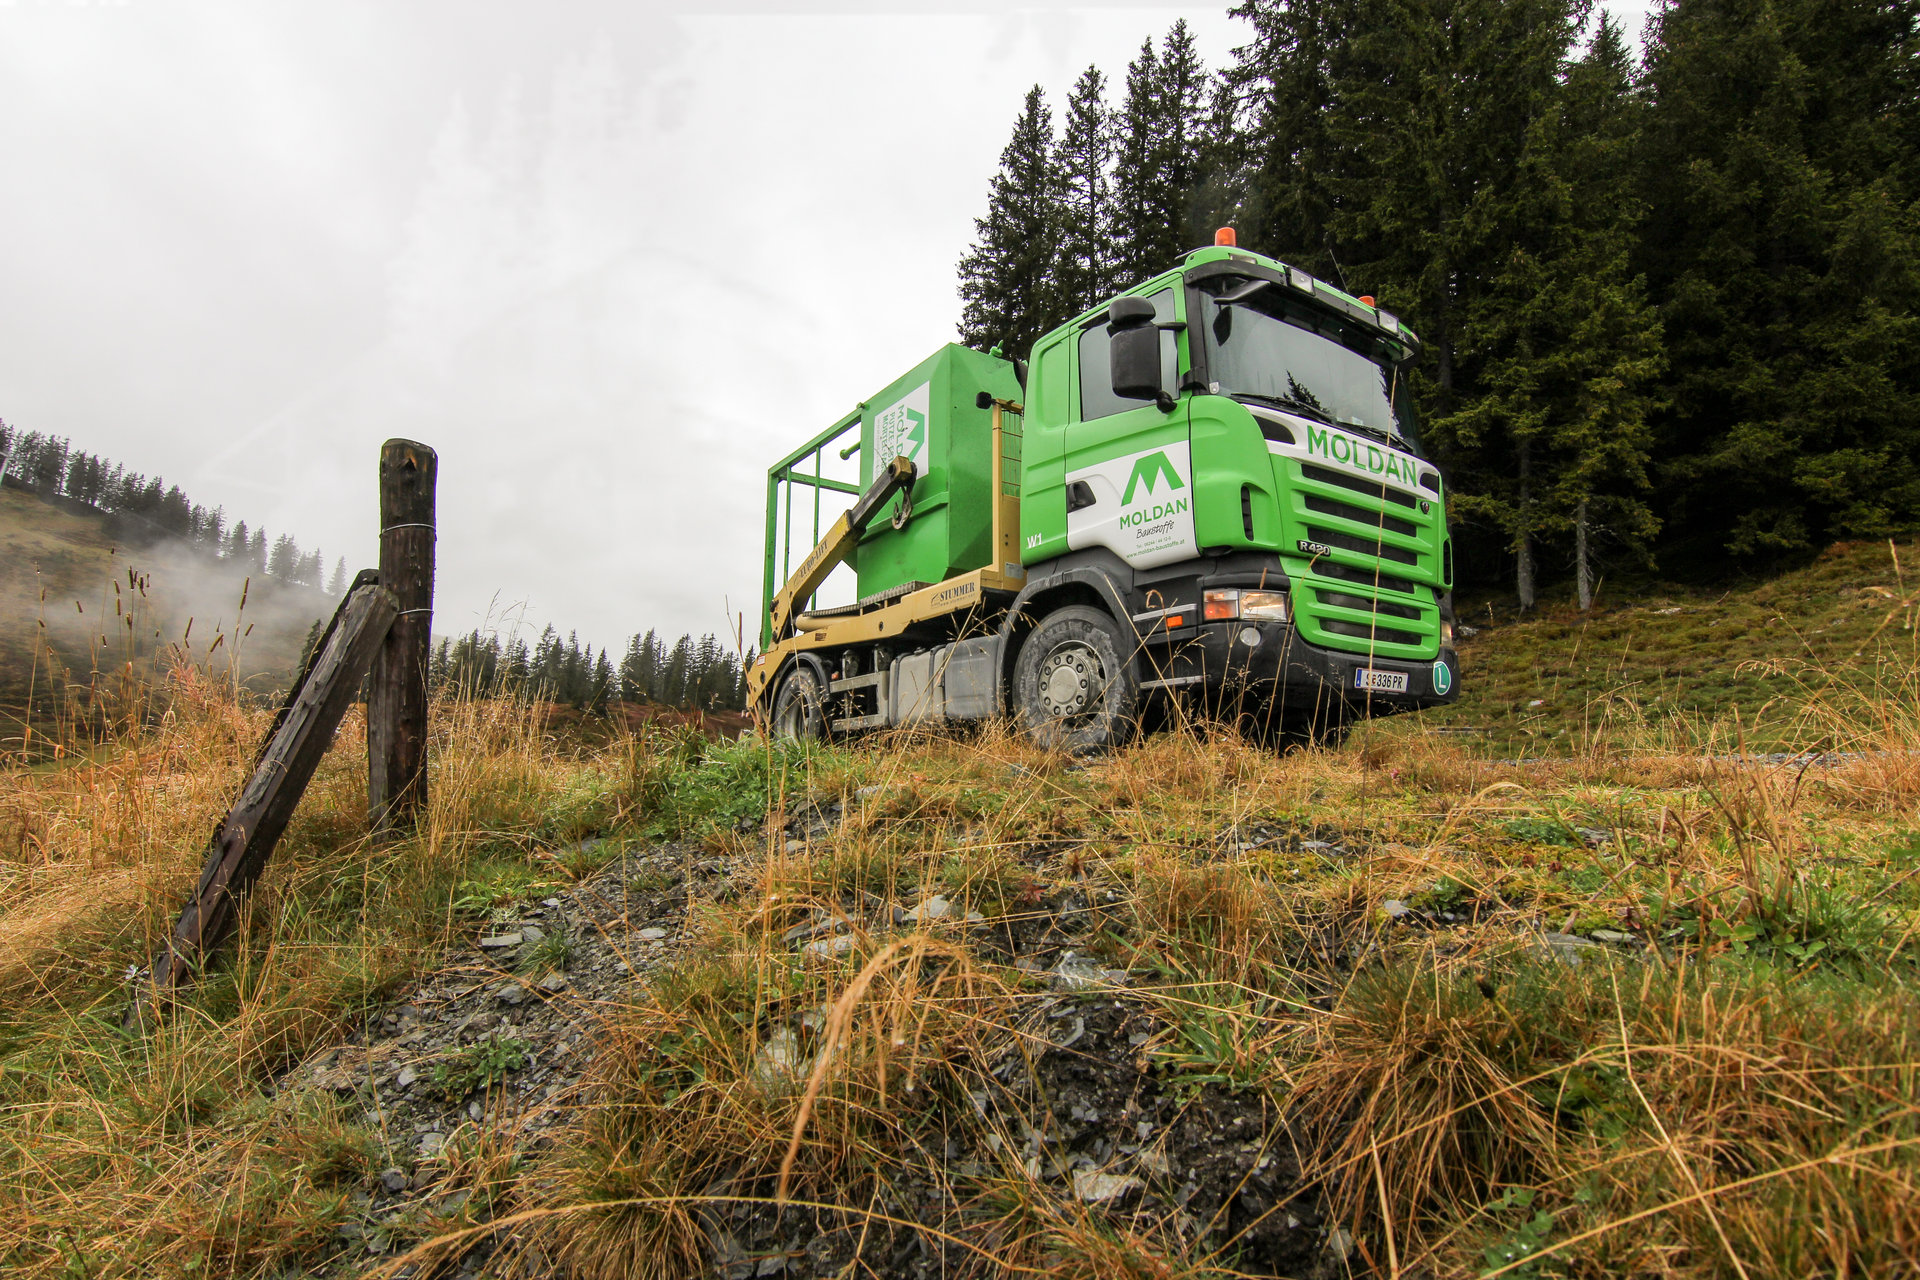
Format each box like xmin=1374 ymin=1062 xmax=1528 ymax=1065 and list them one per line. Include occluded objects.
xmin=775 ymin=673 xmax=820 ymax=739
xmin=1037 ymin=642 xmax=1105 ymax=719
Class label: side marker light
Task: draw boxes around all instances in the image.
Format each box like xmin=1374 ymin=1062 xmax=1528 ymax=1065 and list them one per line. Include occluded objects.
xmin=1203 ymin=589 xmax=1240 ymax=621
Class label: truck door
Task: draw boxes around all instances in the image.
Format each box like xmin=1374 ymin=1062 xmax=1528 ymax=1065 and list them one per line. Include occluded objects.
xmin=1063 ymin=284 xmax=1195 ymax=570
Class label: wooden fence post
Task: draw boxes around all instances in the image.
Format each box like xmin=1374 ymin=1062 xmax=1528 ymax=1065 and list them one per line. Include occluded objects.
xmin=369 ymin=439 xmax=436 ymax=838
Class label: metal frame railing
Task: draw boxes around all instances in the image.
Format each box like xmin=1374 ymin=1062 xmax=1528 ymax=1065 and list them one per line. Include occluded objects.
xmin=761 ymin=408 xmax=863 ymax=648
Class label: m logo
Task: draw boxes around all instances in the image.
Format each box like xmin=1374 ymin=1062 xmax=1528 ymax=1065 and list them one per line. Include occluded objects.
xmin=1121 ymin=451 xmax=1185 ymax=505
xmin=875 ymin=383 xmax=931 ymax=467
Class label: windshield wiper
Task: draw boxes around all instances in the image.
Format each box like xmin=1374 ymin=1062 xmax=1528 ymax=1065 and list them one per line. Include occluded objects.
xmin=1232 ymin=392 xmax=1404 ymax=448
xmin=1231 ymin=392 xmax=1336 ymax=426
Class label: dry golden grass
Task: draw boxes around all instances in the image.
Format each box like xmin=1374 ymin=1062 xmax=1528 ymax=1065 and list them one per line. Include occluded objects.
xmin=0 ymin=670 xmax=639 ymax=1278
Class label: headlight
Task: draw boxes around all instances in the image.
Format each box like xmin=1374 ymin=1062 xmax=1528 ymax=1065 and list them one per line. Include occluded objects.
xmin=1440 ymin=619 xmax=1455 ymax=645
xmin=1240 ymin=590 xmax=1289 ymax=622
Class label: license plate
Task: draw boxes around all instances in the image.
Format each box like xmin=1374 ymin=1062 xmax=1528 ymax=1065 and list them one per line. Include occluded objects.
xmin=1353 ymin=668 xmax=1409 ymax=694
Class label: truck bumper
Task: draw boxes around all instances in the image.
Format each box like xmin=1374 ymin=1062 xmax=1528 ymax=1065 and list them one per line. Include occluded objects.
xmin=1141 ymin=619 xmax=1459 ymax=714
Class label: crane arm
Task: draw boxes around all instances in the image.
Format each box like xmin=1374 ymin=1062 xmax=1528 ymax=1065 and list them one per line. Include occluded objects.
xmin=768 ymin=455 xmax=916 ymax=642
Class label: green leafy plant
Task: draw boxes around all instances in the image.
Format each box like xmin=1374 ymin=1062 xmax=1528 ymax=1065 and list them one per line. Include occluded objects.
xmin=1480 ymin=1185 xmax=1556 ymax=1276
xmin=452 ymin=863 xmax=554 ymax=917
xmin=1650 ymin=868 xmax=1899 ymax=972
xmin=641 ymin=734 xmax=846 ymax=838
xmin=431 ymin=1037 xmax=530 ymax=1099
xmin=1503 ymin=817 xmax=1582 ymax=847
xmin=1413 ymin=874 xmax=1474 ymax=914
xmin=520 ymin=928 xmax=574 ymax=975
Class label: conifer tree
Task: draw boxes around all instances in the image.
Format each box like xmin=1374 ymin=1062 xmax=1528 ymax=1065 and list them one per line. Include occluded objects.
xmin=1443 ymin=10 xmax=1665 ymax=609
xmin=957 ymin=86 xmax=1066 ymax=356
xmin=1111 ymin=24 xmax=1212 ymax=287
xmin=268 ymin=534 xmax=298 ymax=581
xmin=1547 ymin=16 xmax=1665 ymax=607
xmin=1054 ymin=65 xmax=1117 ymax=315
xmin=504 ymin=635 xmax=531 ymax=690
xmin=589 ymin=650 xmax=614 ymax=712
xmin=662 ymin=635 xmax=691 ymax=707
xmin=1320 ymin=0 xmax=1582 ymax=606
xmin=1640 ymin=0 xmax=1920 ymax=556
xmin=1110 ymin=39 xmax=1161 ymax=287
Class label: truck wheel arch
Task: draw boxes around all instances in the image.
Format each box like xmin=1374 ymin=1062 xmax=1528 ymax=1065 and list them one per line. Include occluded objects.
xmin=762 ymin=650 xmax=831 ymax=717
xmin=999 ymin=567 xmax=1137 ymax=701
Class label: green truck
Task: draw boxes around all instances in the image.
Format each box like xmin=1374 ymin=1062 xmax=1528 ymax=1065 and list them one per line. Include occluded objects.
xmin=745 ymin=230 xmax=1459 ymax=750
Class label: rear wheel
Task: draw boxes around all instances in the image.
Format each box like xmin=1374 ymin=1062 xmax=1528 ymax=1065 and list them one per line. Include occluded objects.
xmin=1013 ymin=605 xmax=1139 ymax=753
xmin=770 ymin=663 xmax=830 ymax=742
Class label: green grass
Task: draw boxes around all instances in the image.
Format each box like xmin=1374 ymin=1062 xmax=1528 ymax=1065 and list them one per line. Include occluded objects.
xmin=1426 ymin=536 xmax=1919 ymax=753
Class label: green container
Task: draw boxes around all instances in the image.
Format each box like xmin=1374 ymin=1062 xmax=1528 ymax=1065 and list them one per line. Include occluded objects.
xmin=854 ymin=344 xmax=1021 ymax=601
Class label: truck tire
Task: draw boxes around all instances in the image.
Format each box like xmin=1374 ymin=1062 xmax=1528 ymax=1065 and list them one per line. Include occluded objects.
xmin=1013 ymin=605 xmax=1138 ymax=753
xmin=770 ymin=663 xmax=830 ymax=742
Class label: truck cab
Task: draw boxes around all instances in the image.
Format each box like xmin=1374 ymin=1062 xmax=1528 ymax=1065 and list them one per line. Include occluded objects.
xmin=1011 ymin=240 xmax=1458 ymax=743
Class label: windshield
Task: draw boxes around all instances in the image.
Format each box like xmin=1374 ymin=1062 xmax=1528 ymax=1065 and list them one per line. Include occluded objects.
xmin=1194 ymin=275 xmax=1420 ymax=451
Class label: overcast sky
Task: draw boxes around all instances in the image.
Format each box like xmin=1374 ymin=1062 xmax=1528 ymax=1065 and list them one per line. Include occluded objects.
xmin=0 ymin=0 xmax=1653 ymax=654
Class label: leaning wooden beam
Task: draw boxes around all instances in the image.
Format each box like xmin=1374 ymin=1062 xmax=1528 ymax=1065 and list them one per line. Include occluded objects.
xmin=136 ymin=580 xmax=399 ymax=1010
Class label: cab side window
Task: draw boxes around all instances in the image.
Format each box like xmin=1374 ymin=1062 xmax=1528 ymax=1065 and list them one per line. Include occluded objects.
xmin=1076 ymin=288 xmax=1178 ymax=421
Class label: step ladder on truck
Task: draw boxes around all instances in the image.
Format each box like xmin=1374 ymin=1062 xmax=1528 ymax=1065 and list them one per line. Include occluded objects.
xmin=746 ymin=229 xmax=1462 ymax=752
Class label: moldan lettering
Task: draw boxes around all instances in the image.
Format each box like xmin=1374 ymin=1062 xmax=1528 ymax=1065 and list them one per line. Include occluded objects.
xmin=1119 ymin=497 xmax=1189 ymax=528
xmin=1303 ymin=424 xmax=1419 ymax=486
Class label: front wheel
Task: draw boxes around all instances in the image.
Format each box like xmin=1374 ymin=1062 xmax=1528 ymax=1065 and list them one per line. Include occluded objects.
xmin=1276 ymin=706 xmax=1351 ymax=752
xmin=1012 ymin=605 xmax=1139 ymax=753
xmin=769 ymin=663 xmax=831 ymax=742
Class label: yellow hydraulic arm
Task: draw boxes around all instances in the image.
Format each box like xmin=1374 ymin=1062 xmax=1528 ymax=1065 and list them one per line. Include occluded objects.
xmin=767 ymin=455 xmax=917 ymax=643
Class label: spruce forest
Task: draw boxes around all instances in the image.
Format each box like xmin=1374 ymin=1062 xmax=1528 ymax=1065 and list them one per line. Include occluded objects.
xmin=428 ymin=628 xmax=752 ymax=714
xmin=0 ymin=422 xmax=751 ymax=719
xmin=957 ymin=0 xmax=1920 ymax=607
xmin=0 ymin=421 xmax=345 ymax=590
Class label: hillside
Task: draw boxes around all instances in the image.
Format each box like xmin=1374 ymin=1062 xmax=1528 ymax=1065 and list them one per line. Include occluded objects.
xmin=0 ymin=482 xmax=332 ymax=745
xmin=0 ymin=548 xmax=1914 ymax=1278
xmin=1417 ymin=537 xmax=1919 ymax=755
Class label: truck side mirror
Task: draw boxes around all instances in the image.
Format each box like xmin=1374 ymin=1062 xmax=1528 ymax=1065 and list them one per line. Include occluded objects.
xmin=1108 ymin=297 xmax=1163 ymax=404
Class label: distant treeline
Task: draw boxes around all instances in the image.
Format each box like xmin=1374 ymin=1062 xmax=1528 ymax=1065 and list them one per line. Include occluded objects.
xmin=0 ymin=421 xmax=345 ymax=591
xmin=957 ymin=0 xmax=1920 ymax=606
xmin=430 ymin=627 xmax=754 ymax=712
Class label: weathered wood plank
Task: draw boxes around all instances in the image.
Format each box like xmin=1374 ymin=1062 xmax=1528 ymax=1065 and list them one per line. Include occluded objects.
xmin=368 ymin=438 xmax=436 ymax=837
xmin=141 ymin=582 xmax=399 ymax=1004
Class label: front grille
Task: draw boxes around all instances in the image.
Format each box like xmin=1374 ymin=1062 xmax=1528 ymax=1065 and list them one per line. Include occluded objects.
xmin=1302 ymin=462 xmax=1417 ymax=509
xmin=1315 ymin=560 xmax=1426 ymax=597
xmin=1283 ymin=453 xmax=1440 ymax=661
xmin=1321 ymin=618 xmax=1423 ymax=647
xmin=1307 ymin=525 xmax=1419 ymax=565
xmin=1317 ymin=589 xmax=1424 ymax=621
xmin=1303 ymin=492 xmax=1417 ymax=537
